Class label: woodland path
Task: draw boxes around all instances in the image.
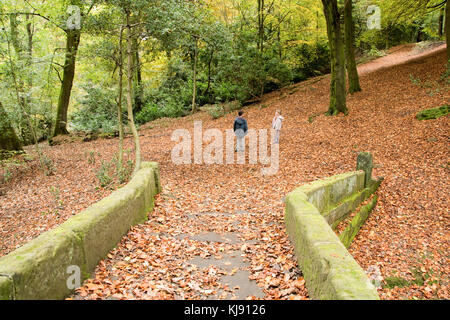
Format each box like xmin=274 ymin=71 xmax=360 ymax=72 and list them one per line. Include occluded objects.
xmin=1 ymin=43 xmax=447 ymax=300
xmin=71 ymin=43 xmax=448 ymax=300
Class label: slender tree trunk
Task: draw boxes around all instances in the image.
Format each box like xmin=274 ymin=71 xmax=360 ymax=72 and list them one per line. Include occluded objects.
xmin=53 ymin=28 xmax=81 ymax=136
xmin=344 ymin=0 xmax=361 ymax=94
xmin=0 ymin=102 xmax=22 ymax=152
xmin=277 ymin=25 xmax=282 ymax=59
xmin=257 ymin=0 xmax=265 ymax=52
xmin=439 ymin=7 xmax=445 ymax=37
xmin=205 ymin=50 xmax=213 ymax=98
xmin=9 ymin=14 xmax=34 ymax=144
xmin=26 ymin=14 xmax=33 ymax=89
xmin=417 ymin=29 xmax=423 ymax=42
xmin=322 ymin=0 xmax=347 ymax=115
xmin=132 ymin=37 xmax=143 ymax=113
xmin=117 ymin=26 xmax=125 ymax=168
xmin=192 ymin=36 xmax=198 ymax=113
xmin=446 ymin=0 xmax=450 ymax=71
xmin=257 ymin=0 xmax=261 ymax=51
xmin=126 ymin=12 xmax=142 ymax=176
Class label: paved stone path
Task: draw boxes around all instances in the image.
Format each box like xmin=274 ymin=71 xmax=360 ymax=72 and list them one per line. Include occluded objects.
xmin=175 ymin=211 xmax=265 ymax=300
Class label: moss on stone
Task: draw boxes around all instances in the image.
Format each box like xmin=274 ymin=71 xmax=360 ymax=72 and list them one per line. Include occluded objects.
xmin=0 ymin=276 xmax=14 ymax=300
xmin=297 ymin=171 xmax=365 ymax=214
xmin=285 ymin=174 xmax=380 ymax=300
xmin=0 ymin=228 xmax=86 ymax=300
xmin=0 ymin=161 xmax=160 ymax=300
xmin=339 ymin=196 xmax=378 ymax=248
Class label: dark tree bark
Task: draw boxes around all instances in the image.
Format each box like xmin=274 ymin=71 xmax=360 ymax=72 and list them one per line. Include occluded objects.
xmin=53 ymin=28 xmax=81 ymax=137
xmin=192 ymin=36 xmax=199 ymax=113
xmin=344 ymin=0 xmax=361 ymax=94
xmin=132 ymin=37 xmax=144 ymax=113
xmin=322 ymin=0 xmax=347 ymax=115
xmin=205 ymin=50 xmax=214 ymax=98
xmin=0 ymin=102 xmax=22 ymax=152
xmin=257 ymin=0 xmax=265 ymax=52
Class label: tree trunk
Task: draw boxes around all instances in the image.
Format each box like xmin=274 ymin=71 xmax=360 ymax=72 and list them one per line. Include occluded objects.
xmin=439 ymin=7 xmax=445 ymax=37
xmin=9 ymin=14 xmax=33 ymax=144
xmin=0 ymin=102 xmax=22 ymax=152
xmin=117 ymin=26 xmax=125 ymax=168
xmin=132 ymin=37 xmax=144 ymax=113
xmin=277 ymin=25 xmax=282 ymax=59
xmin=446 ymin=0 xmax=450 ymax=71
xmin=344 ymin=0 xmax=361 ymax=94
xmin=53 ymin=28 xmax=81 ymax=137
xmin=257 ymin=0 xmax=264 ymax=52
xmin=192 ymin=36 xmax=198 ymax=113
xmin=322 ymin=0 xmax=347 ymax=115
xmin=205 ymin=50 xmax=214 ymax=99
xmin=126 ymin=12 xmax=142 ymax=176
xmin=417 ymin=29 xmax=423 ymax=42
xmin=26 ymin=14 xmax=33 ymax=90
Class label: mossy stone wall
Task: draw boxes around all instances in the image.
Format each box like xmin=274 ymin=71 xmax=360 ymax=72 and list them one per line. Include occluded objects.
xmin=284 ymin=171 xmax=380 ymax=300
xmin=0 ymin=162 xmax=161 ymax=300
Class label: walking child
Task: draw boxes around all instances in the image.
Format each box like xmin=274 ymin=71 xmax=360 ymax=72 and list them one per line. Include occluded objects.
xmin=272 ymin=110 xmax=284 ymax=144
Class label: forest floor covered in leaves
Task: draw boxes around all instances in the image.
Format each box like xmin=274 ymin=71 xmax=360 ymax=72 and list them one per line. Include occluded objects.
xmin=1 ymin=43 xmax=449 ymax=300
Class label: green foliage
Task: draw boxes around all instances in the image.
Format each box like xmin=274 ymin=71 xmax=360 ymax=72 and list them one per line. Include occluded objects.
xmin=383 ymin=268 xmax=428 ymax=289
xmin=135 ymin=102 xmax=162 ymax=124
xmin=383 ymin=276 xmax=410 ymax=289
xmin=95 ymin=160 xmax=114 ymax=188
xmin=0 ymin=0 xmax=447 ymax=133
xmin=416 ymin=105 xmax=450 ymax=121
xmin=207 ymin=104 xmax=225 ymax=119
xmin=287 ymin=42 xmax=330 ymax=82
xmin=0 ymin=151 xmax=31 ymax=183
xmin=94 ymin=153 xmax=134 ymax=189
xmin=71 ymin=84 xmax=124 ymax=133
xmin=41 ymin=154 xmax=56 ymax=176
xmin=85 ymin=150 xmax=100 ymax=165
xmin=50 ymin=186 xmax=64 ymax=213
xmin=367 ymin=48 xmax=386 ymax=58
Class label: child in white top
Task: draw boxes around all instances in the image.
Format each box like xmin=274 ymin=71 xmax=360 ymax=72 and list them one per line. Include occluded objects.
xmin=272 ymin=110 xmax=284 ymax=144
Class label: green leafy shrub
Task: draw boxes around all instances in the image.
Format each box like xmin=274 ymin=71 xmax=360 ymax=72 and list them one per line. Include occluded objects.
xmin=135 ymin=102 xmax=162 ymax=124
xmin=207 ymin=104 xmax=225 ymax=119
xmin=71 ymin=84 xmax=125 ymax=133
xmin=95 ymin=160 xmax=114 ymax=188
xmin=287 ymin=42 xmax=330 ymax=82
xmin=94 ymin=153 xmax=134 ymax=188
xmin=264 ymin=57 xmax=293 ymax=93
